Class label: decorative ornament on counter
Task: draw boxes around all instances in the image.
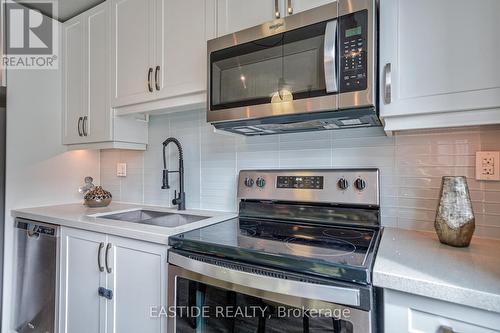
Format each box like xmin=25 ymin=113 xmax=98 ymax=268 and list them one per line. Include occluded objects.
xmin=84 ymin=186 xmax=112 ymax=208
xmin=79 ymin=176 xmax=95 ymax=194
xmin=435 ymin=176 xmax=475 ymax=247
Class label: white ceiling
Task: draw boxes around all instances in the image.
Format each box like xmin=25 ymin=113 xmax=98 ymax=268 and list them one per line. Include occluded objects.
xmin=19 ymin=0 xmax=105 ymax=22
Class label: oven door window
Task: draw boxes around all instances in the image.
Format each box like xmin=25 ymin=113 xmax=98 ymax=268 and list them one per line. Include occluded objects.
xmin=210 ymin=21 xmax=335 ymax=111
xmin=173 ymin=277 xmax=353 ymax=333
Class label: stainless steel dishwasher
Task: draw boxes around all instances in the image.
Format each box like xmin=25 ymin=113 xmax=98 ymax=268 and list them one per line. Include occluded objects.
xmin=13 ymin=218 xmax=58 ymax=333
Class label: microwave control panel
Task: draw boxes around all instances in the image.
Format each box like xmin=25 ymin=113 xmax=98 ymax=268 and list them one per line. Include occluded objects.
xmin=339 ymin=10 xmax=368 ymax=93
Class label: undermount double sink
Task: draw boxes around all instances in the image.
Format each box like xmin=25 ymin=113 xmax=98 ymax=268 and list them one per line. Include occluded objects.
xmin=100 ymin=209 xmax=209 ymax=228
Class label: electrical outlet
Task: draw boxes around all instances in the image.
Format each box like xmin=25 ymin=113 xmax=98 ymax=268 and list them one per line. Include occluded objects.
xmin=476 ymin=151 xmax=500 ymax=181
xmin=116 ymin=163 xmax=127 ymax=177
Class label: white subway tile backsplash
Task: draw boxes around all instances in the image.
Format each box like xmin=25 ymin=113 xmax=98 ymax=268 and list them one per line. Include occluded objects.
xmin=279 ymin=149 xmax=332 ymax=168
xmin=99 ymin=109 xmax=500 ymax=239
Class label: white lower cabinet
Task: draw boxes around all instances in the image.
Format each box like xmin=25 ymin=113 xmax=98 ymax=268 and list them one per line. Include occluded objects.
xmin=383 ymin=289 xmax=500 ymax=333
xmin=59 ymin=227 xmax=168 ymax=333
xmin=59 ymin=228 xmax=106 ymax=333
xmin=106 ymin=236 xmax=168 ymax=333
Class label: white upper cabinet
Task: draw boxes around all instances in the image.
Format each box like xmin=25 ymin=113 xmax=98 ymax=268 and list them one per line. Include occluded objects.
xmin=111 ymin=0 xmax=215 ymax=114
xmin=153 ymin=0 xmax=215 ymax=100
xmin=216 ymin=0 xmax=278 ymax=36
xmin=86 ymin=4 xmax=112 ymax=142
xmin=111 ymin=0 xmax=155 ymax=107
xmin=62 ymin=17 xmax=86 ymax=144
xmin=380 ymin=0 xmax=500 ymax=132
xmin=216 ymin=0 xmax=335 ymax=37
xmin=62 ymin=1 xmax=147 ymax=149
xmin=286 ymin=0 xmax=335 ymax=15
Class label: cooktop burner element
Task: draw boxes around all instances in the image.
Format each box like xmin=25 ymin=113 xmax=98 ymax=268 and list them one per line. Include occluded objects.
xmin=284 ymin=236 xmax=357 ymax=257
xmin=323 ymin=228 xmax=364 ymax=239
xmin=237 ymin=218 xmax=374 ymax=265
xmin=169 ymin=169 xmax=381 ymax=284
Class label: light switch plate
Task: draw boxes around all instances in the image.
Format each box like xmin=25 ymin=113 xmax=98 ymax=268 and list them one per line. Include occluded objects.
xmin=116 ymin=163 xmax=127 ymax=177
xmin=475 ymin=151 xmax=500 ymax=181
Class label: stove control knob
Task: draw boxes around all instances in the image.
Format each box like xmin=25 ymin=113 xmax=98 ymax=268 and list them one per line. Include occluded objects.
xmin=244 ymin=177 xmax=254 ymax=187
xmin=256 ymin=177 xmax=266 ymax=188
xmin=337 ymin=178 xmax=349 ymax=190
xmin=354 ymin=178 xmax=367 ymax=191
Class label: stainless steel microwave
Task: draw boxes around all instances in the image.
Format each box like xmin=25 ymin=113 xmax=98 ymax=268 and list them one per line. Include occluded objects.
xmin=207 ymin=0 xmax=379 ymax=136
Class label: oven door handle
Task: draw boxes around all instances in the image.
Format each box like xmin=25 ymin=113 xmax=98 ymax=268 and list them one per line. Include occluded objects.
xmin=168 ymin=252 xmax=361 ymax=307
xmin=324 ymin=20 xmax=338 ymax=93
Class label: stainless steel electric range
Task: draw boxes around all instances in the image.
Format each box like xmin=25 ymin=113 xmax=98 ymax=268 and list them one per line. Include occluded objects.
xmin=168 ymin=169 xmax=382 ymax=333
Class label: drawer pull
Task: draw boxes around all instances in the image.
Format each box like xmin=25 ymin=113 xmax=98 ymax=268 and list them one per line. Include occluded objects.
xmin=438 ymin=326 xmax=455 ymax=333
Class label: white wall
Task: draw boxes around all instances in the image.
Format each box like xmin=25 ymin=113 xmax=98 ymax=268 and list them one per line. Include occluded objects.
xmin=1 ymin=21 xmax=100 ymax=332
xmin=101 ymin=108 xmax=500 ymax=240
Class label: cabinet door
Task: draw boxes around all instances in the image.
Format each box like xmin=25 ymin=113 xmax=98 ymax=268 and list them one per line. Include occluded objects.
xmin=217 ymin=0 xmax=280 ymax=36
xmin=111 ymin=0 xmax=155 ymax=107
xmin=59 ymin=228 xmax=107 ymax=333
xmin=62 ymin=16 xmax=87 ymax=144
xmin=85 ymin=2 xmax=112 ymax=142
xmin=154 ymin=0 xmax=215 ymax=98
xmin=106 ymin=236 xmax=168 ymax=333
xmin=286 ymin=0 xmax=334 ymax=15
xmin=384 ymin=289 xmax=500 ymax=333
xmin=154 ymin=0 xmax=216 ymax=99
xmin=380 ymin=0 xmax=500 ymax=126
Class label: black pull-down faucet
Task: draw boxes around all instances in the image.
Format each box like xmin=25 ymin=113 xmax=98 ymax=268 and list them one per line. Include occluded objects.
xmin=162 ymin=137 xmax=185 ymax=210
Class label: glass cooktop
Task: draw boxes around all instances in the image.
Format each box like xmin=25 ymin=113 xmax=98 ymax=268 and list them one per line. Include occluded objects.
xmin=169 ymin=218 xmax=381 ymax=284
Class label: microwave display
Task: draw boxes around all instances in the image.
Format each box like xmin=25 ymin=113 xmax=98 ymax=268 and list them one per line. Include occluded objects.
xmin=346 ymin=26 xmax=362 ymax=38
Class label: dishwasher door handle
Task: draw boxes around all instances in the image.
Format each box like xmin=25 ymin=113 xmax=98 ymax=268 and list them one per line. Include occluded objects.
xmin=98 ymin=242 xmax=105 ymax=272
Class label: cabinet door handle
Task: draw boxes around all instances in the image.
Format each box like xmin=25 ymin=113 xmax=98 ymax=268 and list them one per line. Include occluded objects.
xmin=82 ymin=116 xmax=88 ymax=136
xmin=383 ymin=63 xmax=392 ymax=104
xmin=155 ymin=65 xmax=160 ymax=91
xmin=97 ymin=242 xmax=104 ymax=272
xmin=77 ymin=117 xmax=83 ymax=137
xmin=287 ymin=0 xmax=293 ymax=15
xmin=274 ymin=0 xmax=280 ymax=18
xmin=384 ymin=63 xmax=392 ymax=104
xmin=147 ymin=67 xmax=153 ymax=92
xmin=105 ymin=243 xmax=112 ymax=273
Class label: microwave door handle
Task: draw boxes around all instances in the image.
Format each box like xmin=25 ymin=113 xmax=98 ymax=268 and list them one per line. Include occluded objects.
xmin=324 ymin=20 xmax=338 ymax=93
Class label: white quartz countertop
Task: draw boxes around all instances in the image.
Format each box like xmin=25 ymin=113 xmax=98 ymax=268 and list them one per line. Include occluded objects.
xmin=11 ymin=202 xmax=237 ymax=245
xmin=373 ymin=227 xmax=500 ymax=313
